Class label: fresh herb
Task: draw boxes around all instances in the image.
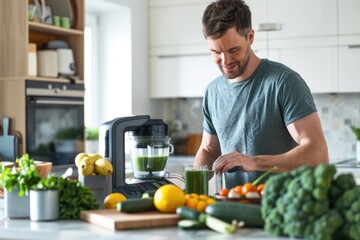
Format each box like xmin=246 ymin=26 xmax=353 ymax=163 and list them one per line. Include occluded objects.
xmin=0 ymin=154 xmax=41 ymax=197
xmin=350 ymin=125 xmax=360 ymax=141
xmin=32 ymin=175 xmax=60 ymax=191
xmin=57 ymin=177 xmax=99 ymax=219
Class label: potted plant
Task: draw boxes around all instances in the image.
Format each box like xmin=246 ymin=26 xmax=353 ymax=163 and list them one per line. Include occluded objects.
xmin=54 ymin=127 xmax=84 ymax=153
xmin=85 ymin=127 xmax=99 ymax=153
xmin=0 ymin=154 xmax=41 ymax=218
xmin=30 ymin=175 xmax=60 ymax=221
xmin=350 ymin=125 xmax=360 ymax=162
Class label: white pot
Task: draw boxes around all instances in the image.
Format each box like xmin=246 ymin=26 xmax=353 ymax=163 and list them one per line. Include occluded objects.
xmin=30 ymin=190 xmax=59 ymax=221
xmin=4 ymin=189 xmax=30 ymax=219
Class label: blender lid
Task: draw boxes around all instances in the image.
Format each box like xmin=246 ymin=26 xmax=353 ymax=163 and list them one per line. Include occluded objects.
xmin=130 ymin=119 xmax=168 ymax=137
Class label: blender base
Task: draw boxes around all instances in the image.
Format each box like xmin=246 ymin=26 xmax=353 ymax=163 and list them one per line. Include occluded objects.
xmin=113 ymin=178 xmax=173 ymax=199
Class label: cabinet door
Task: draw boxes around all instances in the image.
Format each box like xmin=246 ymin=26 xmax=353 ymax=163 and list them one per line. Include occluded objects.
xmin=246 ymin=0 xmax=268 ymax=41
xmin=150 ymin=1 xmax=208 ymax=49
xmin=150 ymin=54 xmax=220 ymax=98
xmin=275 ymin=45 xmax=338 ymax=93
xmin=267 ymin=0 xmax=337 ymax=39
xmin=338 ymin=45 xmax=360 ymax=92
xmin=338 ymin=0 xmax=360 ymax=35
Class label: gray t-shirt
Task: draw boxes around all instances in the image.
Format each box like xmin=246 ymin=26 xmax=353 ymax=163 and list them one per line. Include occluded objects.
xmin=202 ymin=59 xmax=317 ymax=156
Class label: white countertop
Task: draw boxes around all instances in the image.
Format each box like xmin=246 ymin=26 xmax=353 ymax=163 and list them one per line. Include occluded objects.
xmin=0 ymin=199 xmax=285 ymax=240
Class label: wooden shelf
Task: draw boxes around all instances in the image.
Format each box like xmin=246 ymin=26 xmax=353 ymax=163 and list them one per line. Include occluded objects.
xmin=29 ymin=22 xmax=84 ymax=36
xmin=26 ymin=76 xmax=84 ymax=83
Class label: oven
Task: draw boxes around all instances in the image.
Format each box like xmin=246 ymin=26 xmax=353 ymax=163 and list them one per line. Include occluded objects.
xmin=26 ymin=80 xmax=85 ymax=166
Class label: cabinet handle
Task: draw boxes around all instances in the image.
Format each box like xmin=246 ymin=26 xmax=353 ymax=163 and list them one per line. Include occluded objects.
xmin=255 ymin=23 xmax=282 ymax=32
xmin=348 ymin=45 xmax=360 ymax=49
xmin=30 ymin=99 xmax=84 ymax=105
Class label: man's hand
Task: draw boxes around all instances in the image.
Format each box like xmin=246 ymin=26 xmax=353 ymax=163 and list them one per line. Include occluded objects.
xmin=212 ymin=151 xmax=256 ymax=173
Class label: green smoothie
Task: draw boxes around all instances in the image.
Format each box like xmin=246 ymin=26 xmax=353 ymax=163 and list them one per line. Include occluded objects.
xmin=185 ymin=169 xmax=209 ymax=195
xmin=133 ymin=156 xmax=168 ymax=172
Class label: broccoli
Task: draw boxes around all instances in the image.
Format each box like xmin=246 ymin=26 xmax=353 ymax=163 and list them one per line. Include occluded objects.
xmin=261 ymin=163 xmax=345 ymax=240
xmin=329 ymin=173 xmax=356 ymax=201
xmin=334 ymin=186 xmax=360 ymax=240
xmin=309 ymin=210 xmax=343 ymax=240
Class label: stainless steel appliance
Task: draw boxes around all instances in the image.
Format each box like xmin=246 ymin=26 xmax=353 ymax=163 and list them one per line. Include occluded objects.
xmin=99 ymin=115 xmax=183 ymax=199
xmin=26 ymin=80 xmax=85 ymax=166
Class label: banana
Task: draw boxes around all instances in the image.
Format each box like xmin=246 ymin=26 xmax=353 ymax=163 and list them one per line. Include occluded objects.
xmin=94 ymin=158 xmax=113 ymax=176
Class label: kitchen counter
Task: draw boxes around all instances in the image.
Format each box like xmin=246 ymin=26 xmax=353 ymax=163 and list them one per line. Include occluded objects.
xmin=0 ymin=199 xmax=285 ymax=240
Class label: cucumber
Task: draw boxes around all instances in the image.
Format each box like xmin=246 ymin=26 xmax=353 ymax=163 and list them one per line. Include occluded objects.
xmin=176 ymin=206 xmax=202 ymax=221
xmin=202 ymin=214 xmax=236 ymax=234
xmin=178 ymin=220 xmax=207 ymax=229
xmin=142 ymin=190 xmax=156 ymax=198
xmin=205 ymin=201 xmax=264 ymax=228
xmin=116 ymin=198 xmax=156 ymax=213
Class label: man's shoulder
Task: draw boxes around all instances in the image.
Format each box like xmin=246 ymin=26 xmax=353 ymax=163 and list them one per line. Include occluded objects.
xmin=261 ymin=59 xmax=297 ymax=75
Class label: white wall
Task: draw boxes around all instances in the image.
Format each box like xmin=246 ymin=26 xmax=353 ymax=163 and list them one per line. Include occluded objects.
xmin=86 ymin=0 xmax=165 ymax=128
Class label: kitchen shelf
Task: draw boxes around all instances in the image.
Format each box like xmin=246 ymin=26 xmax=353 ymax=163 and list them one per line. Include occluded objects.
xmin=26 ymin=76 xmax=84 ymax=83
xmin=0 ymin=0 xmax=85 ymax=155
xmin=29 ymin=22 xmax=84 ymax=36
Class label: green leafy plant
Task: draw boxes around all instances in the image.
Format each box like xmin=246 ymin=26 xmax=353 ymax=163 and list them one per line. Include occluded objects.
xmin=55 ymin=127 xmax=84 ymax=140
xmin=32 ymin=175 xmax=60 ymax=191
xmin=86 ymin=127 xmax=99 ymax=141
xmin=350 ymin=125 xmax=360 ymax=141
xmin=0 ymin=154 xmax=41 ymax=197
xmin=57 ymin=177 xmax=99 ymax=219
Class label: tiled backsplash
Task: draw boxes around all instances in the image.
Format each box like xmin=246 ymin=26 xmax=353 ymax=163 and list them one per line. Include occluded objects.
xmin=163 ymin=94 xmax=360 ymax=163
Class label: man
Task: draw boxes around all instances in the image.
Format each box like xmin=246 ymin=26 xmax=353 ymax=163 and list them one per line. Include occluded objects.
xmin=194 ymin=0 xmax=328 ymax=179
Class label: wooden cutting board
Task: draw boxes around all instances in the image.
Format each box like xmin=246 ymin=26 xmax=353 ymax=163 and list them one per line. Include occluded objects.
xmin=80 ymin=209 xmax=180 ymax=231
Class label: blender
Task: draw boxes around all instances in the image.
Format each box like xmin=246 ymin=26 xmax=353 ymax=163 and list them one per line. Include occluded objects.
xmin=99 ymin=115 xmax=184 ymax=199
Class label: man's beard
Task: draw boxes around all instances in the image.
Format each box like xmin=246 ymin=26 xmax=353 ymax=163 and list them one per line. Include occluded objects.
xmin=219 ymin=49 xmax=250 ymax=80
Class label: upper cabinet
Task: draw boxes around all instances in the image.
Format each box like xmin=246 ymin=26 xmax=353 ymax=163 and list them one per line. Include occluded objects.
xmin=338 ymin=0 xmax=360 ymax=92
xmin=149 ymin=0 xmax=360 ymax=98
xmin=249 ymin=0 xmax=339 ymax=94
xmin=149 ymin=0 xmax=219 ymax=98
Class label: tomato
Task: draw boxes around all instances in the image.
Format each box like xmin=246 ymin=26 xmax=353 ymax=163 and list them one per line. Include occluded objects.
xmin=234 ymin=185 xmax=243 ymax=195
xmin=257 ymin=183 xmax=265 ymax=194
xmin=242 ymin=183 xmax=257 ymax=194
xmin=219 ymin=188 xmax=230 ymax=196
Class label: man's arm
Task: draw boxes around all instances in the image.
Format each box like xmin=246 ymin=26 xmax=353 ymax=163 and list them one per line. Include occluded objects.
xmin=194 ymin=131 xmax=222 ymax=171
xmin=212 ymin=112 xmax=329 ymax=173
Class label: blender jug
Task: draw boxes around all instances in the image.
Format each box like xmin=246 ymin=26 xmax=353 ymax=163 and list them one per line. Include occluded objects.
xmin=129 ymin=135 xmax=174 ymax=178
xmin=128 ymin=119 xmax=184 ymax=182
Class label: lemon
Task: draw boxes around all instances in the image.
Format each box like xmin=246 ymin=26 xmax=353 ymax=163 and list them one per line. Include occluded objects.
xmin=153 ymin=184 xmax=185 ymax=213
xmin=104 ymin=193 xmax=127 ymax=209
xmin=75 ymin=153 xmax=88 ymax=167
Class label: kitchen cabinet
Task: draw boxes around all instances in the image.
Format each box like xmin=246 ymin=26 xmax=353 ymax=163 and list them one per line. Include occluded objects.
xmin=337 ymin=0 xmax=360 ymax=92
xmin=0 ymin=0 xmax=84 ymax=152
xmin=249 ymin=0 xmax=339 ymax=93
xmin=149 ymin=0 xmax=360 ymax=97
xmin=149 ymin=0 xmax=217 ymax=98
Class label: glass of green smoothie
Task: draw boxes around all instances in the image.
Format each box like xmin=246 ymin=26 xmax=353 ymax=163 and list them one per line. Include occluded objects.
xmin=185 ymin=165 xmax=209 ymax=195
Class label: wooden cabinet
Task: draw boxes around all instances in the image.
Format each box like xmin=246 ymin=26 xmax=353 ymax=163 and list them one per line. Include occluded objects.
xmin=0 ymin=0 xmax=84 ymax=152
